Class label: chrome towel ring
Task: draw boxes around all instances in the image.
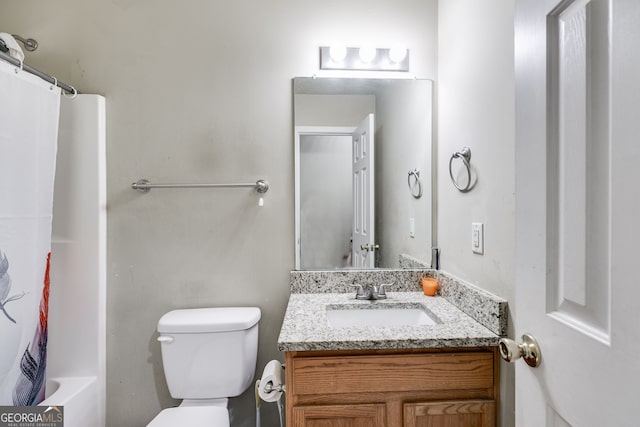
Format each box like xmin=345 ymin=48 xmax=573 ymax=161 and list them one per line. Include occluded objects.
xmin=407 ymin=169 xmax=423 ymax=199
xmin=449 ymin=147 xmax=472 ymax=192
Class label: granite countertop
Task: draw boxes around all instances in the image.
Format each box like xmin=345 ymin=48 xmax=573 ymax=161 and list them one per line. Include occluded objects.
xmin=277 ymin=292 xmax=500 ymax=352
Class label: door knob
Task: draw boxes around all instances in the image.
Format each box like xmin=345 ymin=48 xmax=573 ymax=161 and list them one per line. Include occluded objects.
xmin=499 ymin=333 xmax=542 ymax=367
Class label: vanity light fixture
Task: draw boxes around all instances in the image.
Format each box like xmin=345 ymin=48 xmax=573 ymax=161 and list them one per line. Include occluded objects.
xmin=319 ymin=46 xmax=410 ymax=72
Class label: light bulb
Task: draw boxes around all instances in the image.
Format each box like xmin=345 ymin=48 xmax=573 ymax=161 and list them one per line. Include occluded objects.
xmin=389 ymin=46 xmax=408 ymax=63
xmin=358 ymin=46 xmax=377 ymax=63
xmin=329 ymin=46 xmax=347 ymax=62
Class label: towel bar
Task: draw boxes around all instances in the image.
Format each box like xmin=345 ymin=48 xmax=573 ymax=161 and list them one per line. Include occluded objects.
xmin=131 ymin=179 xmax=269 ymax=194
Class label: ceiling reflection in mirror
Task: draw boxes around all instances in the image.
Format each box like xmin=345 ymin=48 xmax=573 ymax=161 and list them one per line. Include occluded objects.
xmin=294 ymin=77 xmax=433 ymax=270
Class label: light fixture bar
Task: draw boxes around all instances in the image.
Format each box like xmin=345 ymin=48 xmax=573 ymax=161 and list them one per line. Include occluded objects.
xmin=319 ymin=46 xmax=410 ymax=72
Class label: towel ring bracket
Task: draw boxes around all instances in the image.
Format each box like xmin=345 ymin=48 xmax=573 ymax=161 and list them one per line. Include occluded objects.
xmin=449 ymin=147 xmax=472 ymax=192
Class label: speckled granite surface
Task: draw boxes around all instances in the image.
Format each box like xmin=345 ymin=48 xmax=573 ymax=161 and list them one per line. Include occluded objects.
xmin=398 ymin=253 xmax=431 ymax=268
xmin=277 ymin=292 xmax=499 ymax=352
xmin=436 ymin=271 xmax=508 ymax=337
xmin=289 ymin=269 xmax=508 ymax=337
xmin=290 ymin=269 xmax=436 ymax=293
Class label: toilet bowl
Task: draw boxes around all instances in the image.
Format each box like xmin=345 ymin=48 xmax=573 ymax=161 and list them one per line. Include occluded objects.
xmin=147 ymin=307 xmax=261 ymax=427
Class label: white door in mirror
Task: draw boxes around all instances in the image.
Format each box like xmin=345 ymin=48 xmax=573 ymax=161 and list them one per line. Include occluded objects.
xmin=352 ymin=113 xmax=375 ymax=268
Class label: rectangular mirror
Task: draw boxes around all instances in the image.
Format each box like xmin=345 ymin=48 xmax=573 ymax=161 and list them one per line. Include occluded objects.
xmin=294 ymin=77 xmax=433 ymax=269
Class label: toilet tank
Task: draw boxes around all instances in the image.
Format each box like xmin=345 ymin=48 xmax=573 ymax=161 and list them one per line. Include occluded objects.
xmin=157 ymin=307 xmax=261 ymax=400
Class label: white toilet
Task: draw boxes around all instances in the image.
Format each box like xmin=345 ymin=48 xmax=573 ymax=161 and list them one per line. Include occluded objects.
xmin=147 ymin=307 xmax=261 ymax=427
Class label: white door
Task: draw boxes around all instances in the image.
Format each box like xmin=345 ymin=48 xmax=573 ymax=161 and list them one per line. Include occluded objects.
xmin=352 ymin=114 xmax=375 ymax=268
xmin=514 ymin=0 xmax=640 ymax=425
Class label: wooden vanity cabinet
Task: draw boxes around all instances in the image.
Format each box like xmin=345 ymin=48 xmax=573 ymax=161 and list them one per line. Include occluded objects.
xmin=285 ymin=347 xmax=499 ymax=427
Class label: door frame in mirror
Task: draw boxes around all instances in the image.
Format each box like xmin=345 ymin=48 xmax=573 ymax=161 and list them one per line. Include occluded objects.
xmin=294 ymin=126 xmax=356 ymax=270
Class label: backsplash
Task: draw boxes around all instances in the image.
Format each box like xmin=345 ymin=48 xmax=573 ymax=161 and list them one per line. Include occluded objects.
xmin=290 ymin=269 xmax=437 ymax=293
xmin=435 ymin=271 xmax=508 ymax=337
xmin=398 ymin=253 xmax=431 ymax=268
xmin=290 ymin=268 xmax=508 ymax=337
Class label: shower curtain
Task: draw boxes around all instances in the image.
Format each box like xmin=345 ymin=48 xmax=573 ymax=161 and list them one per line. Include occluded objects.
xmin=0 ymin=60 xmax=60 ymax=405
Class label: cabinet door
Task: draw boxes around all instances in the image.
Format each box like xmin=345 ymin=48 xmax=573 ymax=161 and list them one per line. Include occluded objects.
xmin=292 ymin=403 xmax=386 ymax=427
xmin=404 ymin=400 xmax=495 ymax=427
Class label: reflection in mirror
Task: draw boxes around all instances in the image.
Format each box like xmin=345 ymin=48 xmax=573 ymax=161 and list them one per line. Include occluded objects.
xmin=294 ymin=77 xmax=433 ymax=270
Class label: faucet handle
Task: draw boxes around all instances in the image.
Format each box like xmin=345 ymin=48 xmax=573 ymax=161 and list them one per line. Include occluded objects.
xmin=348 ymin=284 xmax=366 ymax=298
xmin=377 ymin=283 xmax=394 ymax=298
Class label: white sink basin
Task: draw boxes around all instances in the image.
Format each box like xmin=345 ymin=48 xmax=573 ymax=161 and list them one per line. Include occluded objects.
xmin=326 ymin=304 xmax=439 ymax=328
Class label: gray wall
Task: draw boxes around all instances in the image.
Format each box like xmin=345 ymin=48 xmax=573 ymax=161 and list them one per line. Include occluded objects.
xmin=376 ymin=80 xmax=433 ymax=267
xmin=0 ymin=1 xmax=438 ymax=426
xmin=437 ymin=1 xmax=516 ymax=426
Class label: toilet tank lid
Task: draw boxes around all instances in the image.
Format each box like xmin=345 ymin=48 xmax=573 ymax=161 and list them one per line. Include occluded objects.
xmin=158 ymin=307 xmax=261 ymax=333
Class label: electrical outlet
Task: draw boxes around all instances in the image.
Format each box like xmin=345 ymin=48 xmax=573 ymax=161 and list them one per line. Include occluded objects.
xmin=472 ymin=223 xmax=484 ymax=254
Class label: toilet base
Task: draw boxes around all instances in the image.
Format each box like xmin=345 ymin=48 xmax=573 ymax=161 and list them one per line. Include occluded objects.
xmin=147 ymin=405 xmax=229 ymax=427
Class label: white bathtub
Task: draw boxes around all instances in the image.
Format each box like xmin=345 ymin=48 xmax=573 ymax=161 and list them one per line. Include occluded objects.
xmin=39 ymin=377 xmax=100 ymax=427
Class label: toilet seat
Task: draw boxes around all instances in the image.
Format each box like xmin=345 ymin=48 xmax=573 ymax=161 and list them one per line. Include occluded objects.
xmin=147 ymin=406 xmax=229 ymax=427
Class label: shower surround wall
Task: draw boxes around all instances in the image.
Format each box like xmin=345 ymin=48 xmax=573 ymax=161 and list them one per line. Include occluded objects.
xmin=0 ymin=1 xmax=438 ymax=426
xmin=46 ymin=95 xmax=106 ymax=427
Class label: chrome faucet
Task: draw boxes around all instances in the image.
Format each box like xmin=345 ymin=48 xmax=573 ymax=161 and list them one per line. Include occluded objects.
xmin=349 ymin=283 xmax=394 ymax=300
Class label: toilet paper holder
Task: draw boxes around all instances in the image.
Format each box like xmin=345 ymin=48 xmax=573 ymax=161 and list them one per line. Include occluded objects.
xmin=256 ymin=360 xmax=286 ymax=403
xmin=257 ymin=361 xmax=286 ymax=394
xmin=259 ymin=380 xmax=286 ymax=394
xmin=256 ymin=361 xmax=286 ymax=427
